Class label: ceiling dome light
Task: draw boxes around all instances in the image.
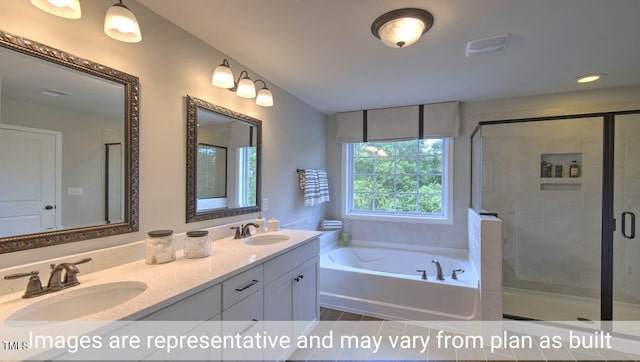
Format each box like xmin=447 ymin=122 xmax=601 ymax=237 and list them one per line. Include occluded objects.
xmin=31 ymin=0 xmax=81 ymax=19
xmin=104 ymin=0 xmax=142 ymax=43
xmin=576 ymin=73 xmax=605 ymax=83
xmin=371 ymin=8 xmax=434 ymax=48
xmin=212 ymin=59 xmax=235 ymax=89
xmin=236 ymin=71 xmax=256 ymax=98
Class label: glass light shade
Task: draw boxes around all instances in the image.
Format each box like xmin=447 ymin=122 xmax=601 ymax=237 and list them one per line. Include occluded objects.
xmin=212 ymin=64 xmax=235 ymax=89
xmin=104 ymin=3 xmax=142 ymax=43
xmin=378 ymin=17 xmax=426 ymax=48
xmin=31 ymin=0 xmax=81 ymax=19
xmin=256 ymin=88 xmax=274 ymax=107
xmin=236 ymin=77 xmax=256 ymax=98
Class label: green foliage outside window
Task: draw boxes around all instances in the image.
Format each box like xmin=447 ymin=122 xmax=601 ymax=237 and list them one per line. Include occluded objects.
xmin=350 ymin=139 xmax=444 ymax=215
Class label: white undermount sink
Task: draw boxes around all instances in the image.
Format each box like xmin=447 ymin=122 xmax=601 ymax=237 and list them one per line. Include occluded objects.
xmin=7 ymin=281 xmax=147 ymax=322
xmin=243 ymin=233 xmax=290 ymax=245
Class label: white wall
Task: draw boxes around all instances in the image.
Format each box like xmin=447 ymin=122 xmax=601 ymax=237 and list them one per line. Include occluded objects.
xmin=0 ymin=0 xmax=326 ymax=267
xmin=326 ymin=86 xmax=640 ymax=251
xmin=2 ymin=98 xmax=122 ymax=228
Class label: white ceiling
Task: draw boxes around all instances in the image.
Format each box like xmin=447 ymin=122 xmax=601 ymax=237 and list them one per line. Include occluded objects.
xmin=138 ymin=0 xmax=640 ymax=115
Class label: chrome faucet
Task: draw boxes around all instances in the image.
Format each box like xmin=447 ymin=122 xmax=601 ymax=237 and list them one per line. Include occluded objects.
xmin=432 ymin=259 xmax=444 ymax=280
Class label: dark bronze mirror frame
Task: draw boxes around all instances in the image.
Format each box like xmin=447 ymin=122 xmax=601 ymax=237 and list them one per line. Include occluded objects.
xmin=186 ymin=95 xmax=261 ymax=222
xmin=0 ymin=29 xmax=140 ymax=253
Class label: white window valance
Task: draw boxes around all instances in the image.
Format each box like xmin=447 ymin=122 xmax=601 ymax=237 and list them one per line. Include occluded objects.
xmin=335 ymin=101 xmax=460 ymax=143
xmin=423 ymin=101 xmax=461 ymax=138
xmin=335 ymin=110 xmax=364 ymax=143
xmin=368 ymin=105 xmax=419 ymax=142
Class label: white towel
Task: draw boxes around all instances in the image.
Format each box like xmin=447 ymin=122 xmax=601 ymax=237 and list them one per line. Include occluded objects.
xmin=321 ymin=219 xmax=342 ymax=230
xmin=299 ymin=169 xmax=330 ymax=206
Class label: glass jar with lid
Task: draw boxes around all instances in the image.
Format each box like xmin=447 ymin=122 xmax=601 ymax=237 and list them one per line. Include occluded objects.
xmin=145 ymin=229 xmax=176 ymax=264
xmin=185 ymin=230 xmax=211 ymax=259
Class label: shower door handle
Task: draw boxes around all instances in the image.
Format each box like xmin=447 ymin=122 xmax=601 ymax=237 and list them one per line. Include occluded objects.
xmin=621 ymin=211 xmax=636 ymax=239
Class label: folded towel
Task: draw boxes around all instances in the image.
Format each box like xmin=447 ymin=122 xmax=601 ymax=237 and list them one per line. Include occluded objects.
xmin=299 ymin=169 xmax=330 ymax=206
xmin=320 ymin=219 xmax=342 ymax=230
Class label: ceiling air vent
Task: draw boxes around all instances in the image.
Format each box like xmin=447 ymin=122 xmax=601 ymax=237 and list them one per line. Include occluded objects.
xmin=465 ymin=33 xmax=510 ymax=58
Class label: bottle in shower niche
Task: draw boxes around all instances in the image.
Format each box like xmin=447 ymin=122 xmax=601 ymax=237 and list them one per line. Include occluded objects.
xmin=569 ymin=160 xmax=580 ymax=178
xmin=340 ymin=219 xmax=351 ymax=246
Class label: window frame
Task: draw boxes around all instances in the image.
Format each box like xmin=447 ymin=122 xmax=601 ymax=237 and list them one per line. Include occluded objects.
xmin=342 ymin=138 xmax=454 ymax=225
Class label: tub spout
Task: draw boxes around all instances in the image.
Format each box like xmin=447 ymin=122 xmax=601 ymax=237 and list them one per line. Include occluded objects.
xmin=431 ymin=259 xmax=444 ymax=280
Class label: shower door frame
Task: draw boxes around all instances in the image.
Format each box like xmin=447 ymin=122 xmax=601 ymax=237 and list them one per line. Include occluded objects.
xmin=471 ymin=109 xmax=640 ymax=321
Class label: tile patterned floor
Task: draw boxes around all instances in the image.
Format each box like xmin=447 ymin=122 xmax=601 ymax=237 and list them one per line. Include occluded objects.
xmin=286 ymin=308 xmax=640 ymax=362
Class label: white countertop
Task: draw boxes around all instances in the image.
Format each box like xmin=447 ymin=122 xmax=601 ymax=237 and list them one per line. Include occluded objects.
xmin=0 ymin=229 xmax=321 ymax=322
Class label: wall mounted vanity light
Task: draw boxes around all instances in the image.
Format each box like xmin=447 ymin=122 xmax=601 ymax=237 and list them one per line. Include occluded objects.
xmin=371 ymin=8 xmax=434 ymax=48
xmin=104 ymin=0 xmax=142 ymax=43
xmin=30 ymin=0 xmax=142 ymax=43
xmin=30 ymin=0 xmax=81 ymax=19
xmin=212 ymin=59 xmax=274 ymax=107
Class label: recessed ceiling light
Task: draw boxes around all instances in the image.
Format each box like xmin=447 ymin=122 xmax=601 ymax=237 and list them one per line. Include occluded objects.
xmin=576 ymin=74 xmax=605 ymax=83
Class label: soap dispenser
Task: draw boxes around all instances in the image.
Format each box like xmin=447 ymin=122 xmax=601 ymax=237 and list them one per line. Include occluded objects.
xmin=340 ymin=219 xmax=351 ymax=246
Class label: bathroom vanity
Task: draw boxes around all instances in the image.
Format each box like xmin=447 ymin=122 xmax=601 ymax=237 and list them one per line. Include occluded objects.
xmin=0 ymin=229 xmax=320 ymax=324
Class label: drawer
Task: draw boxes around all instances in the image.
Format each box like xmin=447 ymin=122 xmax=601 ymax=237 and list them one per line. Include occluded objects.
xmin=221 ymin=288 xmax=264 ymax=321
xmin=222 ymin=265 xmax=263 ymax=309
xmin=264 ymin=237 xmax=319 ymax=283
xmin=141 ymin=283 xmax=221 ymax=321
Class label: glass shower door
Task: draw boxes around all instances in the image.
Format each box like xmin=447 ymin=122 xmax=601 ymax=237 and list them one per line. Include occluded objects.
xmin=612 ymin=114 xmax=640 ymax=323
xmin=483 ymin=117 xmax=604 ymax=321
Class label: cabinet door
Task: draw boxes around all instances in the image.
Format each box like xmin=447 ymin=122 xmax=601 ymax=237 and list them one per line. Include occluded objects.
xmin=293 ymin=257 xmax=319 ymax=321
xmin=264 ymin=271 xmax=294 ymax=321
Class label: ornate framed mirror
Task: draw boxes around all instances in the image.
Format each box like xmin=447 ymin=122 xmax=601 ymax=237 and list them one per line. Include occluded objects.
xmin=0 ymin=29 xmax=139 ymax=253
xmin=186 ymin=95 xmax=261 ymax=222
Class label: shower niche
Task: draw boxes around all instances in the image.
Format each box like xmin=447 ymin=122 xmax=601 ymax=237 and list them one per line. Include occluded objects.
xmin=539 ymin=152 xmax=582 ymax=191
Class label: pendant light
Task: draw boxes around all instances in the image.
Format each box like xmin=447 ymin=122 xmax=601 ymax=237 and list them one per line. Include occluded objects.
xmin=371 ymin=8 xmax=434 ymax=48
xmin=30 ymin=0 xmax=81 ymax=19
xmin=104 ymin=0 xmax=142 ymax=43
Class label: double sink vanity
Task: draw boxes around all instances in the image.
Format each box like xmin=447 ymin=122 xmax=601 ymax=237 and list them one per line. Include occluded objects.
xmin=0 ymin=24 xmax=322 ymax=360
xmin=0 ymin=229 xmax=320 ymax=324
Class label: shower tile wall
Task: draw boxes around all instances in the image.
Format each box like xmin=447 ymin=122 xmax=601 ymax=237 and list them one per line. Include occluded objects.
xmin=482 ymin=118 xmax=602 ymax=297
xmin=468 ymin=208 xmax=503 ymax=320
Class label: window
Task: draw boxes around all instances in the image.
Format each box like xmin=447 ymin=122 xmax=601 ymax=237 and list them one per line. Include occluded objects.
xmin=344 ymin=138 xmax=453 ymax=224
xmin=237 ymin=146 xmax=257 ymax=207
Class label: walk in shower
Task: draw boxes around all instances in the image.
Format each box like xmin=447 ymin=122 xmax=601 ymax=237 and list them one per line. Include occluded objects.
xmin=471 ymin=111 xmax=640 ymax=325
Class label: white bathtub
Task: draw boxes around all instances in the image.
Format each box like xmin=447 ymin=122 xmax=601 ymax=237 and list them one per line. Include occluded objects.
xmin=320 ymin=241 xmax=480 ymax=321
